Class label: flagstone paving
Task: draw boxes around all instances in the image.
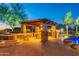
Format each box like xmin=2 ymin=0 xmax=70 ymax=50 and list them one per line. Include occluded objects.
xmin=0 ymin=40 xmax=79 ymax=56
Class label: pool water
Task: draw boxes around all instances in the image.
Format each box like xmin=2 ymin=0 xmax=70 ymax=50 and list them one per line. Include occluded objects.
xmin=65 ymin=37 xmax=79 ymax=44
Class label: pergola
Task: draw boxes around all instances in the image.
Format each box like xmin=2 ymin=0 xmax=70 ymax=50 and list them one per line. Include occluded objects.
xmin=21 ymin=18 xmax=57 ymax=42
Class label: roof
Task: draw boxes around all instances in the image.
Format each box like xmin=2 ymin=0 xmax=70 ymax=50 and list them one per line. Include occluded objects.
xmin=21 ymin=18 xmax=57 ymax=25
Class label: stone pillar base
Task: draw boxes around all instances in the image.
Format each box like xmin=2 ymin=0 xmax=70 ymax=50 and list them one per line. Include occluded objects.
xmin=41 ymin=31 xmax=48 ymax=43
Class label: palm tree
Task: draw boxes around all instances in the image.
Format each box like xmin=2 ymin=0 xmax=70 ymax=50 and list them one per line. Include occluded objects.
xmin=63 ymin=11 xmax=73 ymax=35
xmin=74 ymin=16 xmax=79 ymax=33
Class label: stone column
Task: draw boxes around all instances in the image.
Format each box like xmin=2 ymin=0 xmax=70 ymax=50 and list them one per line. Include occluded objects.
xmin=35 ymin=26 xmax=40 ymax=39
xmin=51 ymin=26 xmax=56 ymax=38
xmin=40 ymin=24 xmax=48 ymax=43
xmin=56 ymin=30 xmax=60 ymax=39
xmin=21 ymin=24 xmax=27 ymax=33
xmin=31 ymin=26 xmax=34 ymax=37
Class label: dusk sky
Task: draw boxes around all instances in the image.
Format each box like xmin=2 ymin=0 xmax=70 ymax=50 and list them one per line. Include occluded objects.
xmin=0 ymin=3 xmax=79 ymax=29
xmin=23 ymin=3 xmax=79 ymax=24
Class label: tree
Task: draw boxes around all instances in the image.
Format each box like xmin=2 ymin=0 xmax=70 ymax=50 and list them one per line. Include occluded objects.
xmin=63 ymin=11 xmax=73 ymax=35
xmin=0 ymin=3 xmax=27 ymax=31
xmin=74 ymin=16 xmax=79 ymax=33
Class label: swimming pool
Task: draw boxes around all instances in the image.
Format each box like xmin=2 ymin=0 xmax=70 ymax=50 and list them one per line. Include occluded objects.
xmin=65 ymin=37 xmax=79 ymax=44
